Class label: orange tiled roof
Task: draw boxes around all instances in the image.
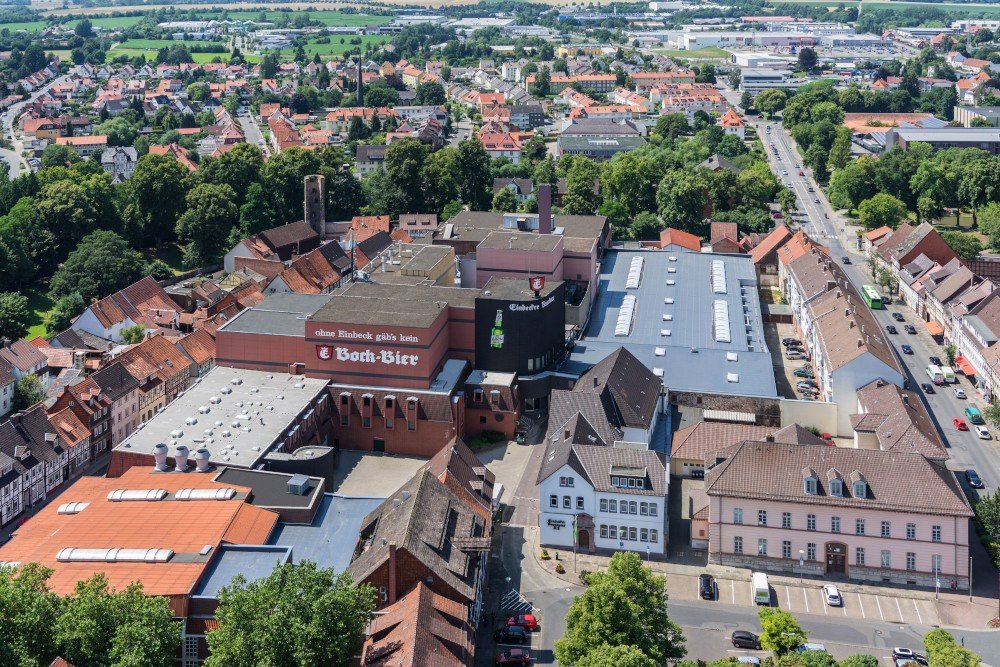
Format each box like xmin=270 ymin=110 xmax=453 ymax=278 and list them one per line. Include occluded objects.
xmin=658 ymin=228 xmax=701 ymax=252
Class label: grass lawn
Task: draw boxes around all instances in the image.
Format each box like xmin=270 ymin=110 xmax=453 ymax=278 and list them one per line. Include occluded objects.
xmin=289 ymin=34 xmax=391 ymax=59
xmin=116 ymin=38 xmax=222 ymax=50
xmin=23 ymin=286 xmax=53 ymax=341
xmin=66 ymin=16 xmax=145 ymax=30
xmin=652 ymin=46 xmax=731 ymax=59
xmin=143 ymin=241 xmax=186 ymax=276
xmin=934 ymin=211 xmax=976 ymax=230
xmin=2 ymin=20 xmax=49 ymax=32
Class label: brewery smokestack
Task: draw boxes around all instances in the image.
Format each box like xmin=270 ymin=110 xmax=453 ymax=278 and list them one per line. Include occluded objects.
xmin=538 ymin=183 xmax=552 ymax=235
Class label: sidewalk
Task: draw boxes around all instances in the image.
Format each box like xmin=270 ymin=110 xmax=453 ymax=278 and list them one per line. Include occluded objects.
xmin=527 ymin=527 xmax=999 ymax=630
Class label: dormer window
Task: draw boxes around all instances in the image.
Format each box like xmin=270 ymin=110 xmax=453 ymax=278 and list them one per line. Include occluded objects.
xmin=830 ymin=479 xmax=843 ymax=496
xmin=851 ymin=470 xmax=868 ymax=499
xmin=802 ymin=467 xmax=818 ymax=495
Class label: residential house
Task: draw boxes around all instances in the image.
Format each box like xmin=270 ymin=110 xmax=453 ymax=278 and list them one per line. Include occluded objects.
xmin=493 ymin=178 xmax=535 ymax=204
xmin=706 ymin=441 xmax=973 ymax=589
xmin=116 ymin=335 xmax=196 ymax=423
xmin=399 ymin=213 xmax=439 ymax=239
xmin=47 ymin=377 xmax=112 ymax=462
xmin=656 ymin=227 xmax=702 ymax=252
xmin=671 ymin=422 xmax=825 ymax=477
xmin=89 ymin=361 xmax=140 ymax=447
xmin=720 ymin=108 xmax=746 ymax=139
xmin=509 ymin=104 xmax=545 ymax=129
xmin=709 ymin=222 xmax=742 ymax=254
xmin=0 ymin=405 xmax=75 ymax=517
xmin=748 ymin=225 xmax=792 ymax=287
xmin=55 ymin=135 xmax=108 ymax=158
xmin=852 ymin=378 xmax=947 ymax=461
xmin=0 ymin=358 xmax=15 ymax=419
xmin=100 ymin=146 xmax=138 ymax=183
xmin=224 ymin=221 xmax=321 ymax=272
xmin=71 ymin=276 xmax=180 ymax=343
xmin=265 ymin=243 xmax=347 ymax=295
xmin=574 ymin=347 xmax=665 ymax=446
xmin=356 ymin=145 xmax=386 ymax=176
xmin=0 ymin=340 xmax=48 ymax=381
xmin=176 ymin=329 xmax=217 ymax=378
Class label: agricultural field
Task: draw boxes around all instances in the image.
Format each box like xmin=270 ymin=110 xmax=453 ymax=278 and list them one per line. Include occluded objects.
xmin=2 ymin=20 xmax=48 ymax=32
xmin=652 ymin=46 xmax=731 ymax=59
xmin=1 ymin=15 xmax=144 ymax=33
xmin=115 ymin=38 xmax=223 ymax=50
xmin=780 ymin=0 xmax=1000 ymax=15
xmin=290 ymin=34 xmax=392 ymax=59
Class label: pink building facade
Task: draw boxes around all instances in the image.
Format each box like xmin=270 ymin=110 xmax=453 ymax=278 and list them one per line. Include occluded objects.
xmin=705 ymin=442 xmax=973 ymax=590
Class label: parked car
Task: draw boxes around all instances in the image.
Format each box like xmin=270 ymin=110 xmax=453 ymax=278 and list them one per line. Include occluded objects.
xmin=886 ymin=325 xmax=898 ymax=334
xmin=496 ymin=649 xmax=532 ymax=666
xmin=901 ymin=345 xmax=913 ymax=355
xmin=797 ymin=383 xmax=818 ymax=391
xmin=966 ymin=469 xmax=985 ymax=489
xmin=891 ymin=648 xmax=927 ymax=665
xmin=797 ymin=643 xmax=828 ymax=653
xmin=506 ymin=614 xmax=538 ymax=631
xmin=794 ymin=368 xmax=814 ymax=378
xmin=954 ymin=418 xmax=969 ymax=431
xmin=892 ymin=312 xmax=905 ymax=322
xmin=841 ymin=256 xmax=851 ymax=264
xmin=798 ymin=169 xmax=804 ymax=176
xmin=731 ymin=631 xmax=761 ymax=649
xmin=782 ymin=338 xmax=802 ymax=346
xmin=822 ymin=584 xmax=842 ymax=606
xmin=921 ymin=383 xmax=935 ymax=394
xmin=929 ymin=355 xmax=943 ymax=366
xmin=954 ymin=388 xmax=967 ymax=399
xmin=975 ymin=425 xmax=991 ymax=440
xmin=700 ymin=573 xmax=716 ymax=600
xmin=494 ymin=626 xmax=528 ymax=645
xmin=786 ymin=351 xmax=806 ymax=360
xmin=904 ymin=325 xmax=916 ymax=334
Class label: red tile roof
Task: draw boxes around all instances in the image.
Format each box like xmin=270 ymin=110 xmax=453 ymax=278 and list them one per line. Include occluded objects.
xmin=658 ymin=228 xmax=701 ymax=252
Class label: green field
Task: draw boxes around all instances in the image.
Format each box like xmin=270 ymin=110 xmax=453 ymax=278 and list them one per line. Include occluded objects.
xmin=294 ymin=34 xmax=391 ymax=59
xmin=2 ymin=20 xmax=48 ymax=32
xmin=23 ymin=287 xmax=52 ymax=341
xmin=652 ymin=46 xmax=731 ymax=59
xmin=779 ymin=0 xmax=1000 ymax=14
xmin=116 ymin=38 xmax=222 ymax=49
xmin=108 ymin=47 xmax=259 ymax=63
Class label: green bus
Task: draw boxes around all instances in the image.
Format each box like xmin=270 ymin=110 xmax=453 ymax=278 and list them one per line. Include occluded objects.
xmin=861 ymin=285 xmax=883 ymax=310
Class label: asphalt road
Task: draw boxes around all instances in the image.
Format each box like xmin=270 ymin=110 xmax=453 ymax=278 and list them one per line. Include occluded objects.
xmin=1 ymin=74 xmax=71 ymax=177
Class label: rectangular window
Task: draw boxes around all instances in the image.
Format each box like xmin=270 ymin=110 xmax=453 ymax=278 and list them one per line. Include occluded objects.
xmin=649 ymin=503 xmax=657 ymax=517
xmin=630 ymin=501 xmax=638 ymax=515
xmin=881 ymin=550 xmax=891 ymax=569
xmin=906 ymin=523 xmax=916 ymax=540
xmin=807 ymin=543 xmax=816 ymax=561
xmin=855 ymin=518 xmax=866 ymax=536
xmin=600 ymin=525 xmax=609 ymax=539
xmin=807 ymin=514 xmax=816 ymax=531
xmin=362 ymin=416 xmax=371 ymax=428
xmin=549 ymin=495 xmax=558 ymax=508
xmin=629 ymin=527 xmax=637 ymax=541
xmin=600 ymin=499 xmax=608 ymax=513
xmin=640 ymin=528 xmax=649 ymax=542
xmin=734 ymin=536 xmax=743 ymax=554
xmin=563 ymin=496 xmax=571 ymax=509
xmin=831 ymin=516 xmax=840 ymax=533
xmin=782 ymin=512 xmax=791 ymax=529
xmin=610 ymin=526 xmax=618 ymax=539
xmin=881 ymin=521 xmax=891 ymax=538
xmin=611 ymin=476 xmax=619 ymax=487
xmin=906 ymin=552 xmax=916 ymax=571
xmin=640 ymin=502 xmax=649 ymax=516
xmin=932 ymin=554 xmax=942 ymax=573
xmin=734 ymin=508 xmax=743 ymax=525
xmin=758 ymin=538 xmax=767 ymax=556
xmin=576 ymin=497 xmax=584 ymax=510
xmin=856 ymin=547 xmax=866 ymax=566
xmin=609 ymin=499 xmax=617 ymax=513
xmin=932 ymin=525 xmax=942 ymax=542
xmin=650 ymin=529 xmax=658 ymax=543
xmin=620 ymin=526 xmax=629 ymax=541
xmin=782 ymin=540 xmax=792 ymax=559
xmin=758 ymin=510 xmax=767 ymax=526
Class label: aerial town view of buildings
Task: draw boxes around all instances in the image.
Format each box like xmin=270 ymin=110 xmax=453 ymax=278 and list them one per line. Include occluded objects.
xmin=0 ymin=0 xmax=1000 ymax=664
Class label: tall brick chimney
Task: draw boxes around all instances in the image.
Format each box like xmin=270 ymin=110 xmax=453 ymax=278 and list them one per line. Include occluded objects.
xmin=538 ymin=183 xmax=552 ymax=235
xmin=388 ymin=541 xmax=398 ymax=604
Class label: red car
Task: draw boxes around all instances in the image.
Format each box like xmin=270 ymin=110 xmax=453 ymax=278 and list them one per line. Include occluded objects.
xmin=954 ymin=418 xmax=969 ymax=431
xmin=798 ymin=169 xmax=805 ymax=176
xmin=506 ymin=614 xmax=539 ymax=631
xmin=496 ymin=648 xmax=531 ymax=666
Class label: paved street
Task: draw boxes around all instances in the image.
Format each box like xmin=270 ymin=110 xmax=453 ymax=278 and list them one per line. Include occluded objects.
xmin=1 ymin=74 xmax=70 ymax=177
xmin=237 ymin=110 xmax=269 ymax=157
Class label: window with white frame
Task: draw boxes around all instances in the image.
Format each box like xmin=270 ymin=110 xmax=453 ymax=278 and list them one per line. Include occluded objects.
xmin=734 ymin=536 xmax=743 ymax=554
xmin=881 ymin=520 xmax=891 ymax=538
xmin=807 ymin=514 xmax=816 ymax=531
xmin=807 ymin=543 xmax=816 ymax=561
xmin=758 ymin=509 xmax=767 ymax=526
xmin=650 ymin=529 xmax=658 ymax=543
xmin=600 ymin=525 xmax=609 ymax=538
xmin=609 ymin=526 xmax=618 ymax=539
xmin=649 ymin=503 xmax=657 ymax=517
xmin=576 ymin=497 xmax=584 ymax=510
xmin=758 ymin=538 xmax=767 ymax=556
xmin=932 ymin=525 xmax=941 ymax=542
xmin=629 ymin=526 xmax=637 ymax=541
xmin=640 ymin=502 xmax=648 ymax=516
xmin=881 ymin=550 xmax=891 ymax=569
xmin=782 ymin=540 xmax=792 ymax=559
xmin=609 ymin=499 xmax=617 ymax=513
xmin=734 ymin=508 xmax=743 ymax=525
xmin=906 ymin=523 xmax=916 ymax=540
xmin=563 ymin=496 xmax=570 ymax=509
xmin=600 ymin=499 xmax=608 ymax=512
xmin=641 ymin=528 xmax=649 ymax=541
xmin=855 ymin=518 xmax=866 ymax=536
xmin=549 ymin=495 xmax=558 ymax=508
xmin=856 ymin=547 xmax=865 ymax=566
xmin=782 ymin=512 xmax=791 ymax=529
xmin=831 ymin=516 xmax=840 ymax=533
xmin=906 ymin=552 xmax=916 ymax=571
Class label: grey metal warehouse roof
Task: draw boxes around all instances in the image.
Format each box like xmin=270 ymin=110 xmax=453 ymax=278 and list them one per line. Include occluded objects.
xmin=565 ymin=249 xmax=778 ymax=398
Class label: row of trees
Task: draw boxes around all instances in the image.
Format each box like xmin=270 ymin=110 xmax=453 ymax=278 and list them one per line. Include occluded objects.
xmin=0 ymin=560 xmax=375 ymax=667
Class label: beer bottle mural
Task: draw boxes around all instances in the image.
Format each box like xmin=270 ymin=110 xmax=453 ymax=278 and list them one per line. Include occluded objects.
xmin=490 ymin=309 xmax=505 ymax=349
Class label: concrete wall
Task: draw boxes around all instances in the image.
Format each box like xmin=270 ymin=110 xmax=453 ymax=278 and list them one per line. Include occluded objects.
xmin=671 ymin=390 xmax=782 ymax=427
xmin=779 ymin=398 xmax=840 ymax=436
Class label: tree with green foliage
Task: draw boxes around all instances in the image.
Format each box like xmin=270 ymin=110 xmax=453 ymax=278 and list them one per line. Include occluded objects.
xmin=657 ymin=171 xmax=706 ymax=235
xmin=838 ymin=655 xmax=879 ymax=667
xmin=45 ymin=292 xmax=86 ymax=337
xmin=827 ymin=127 xmax=852 ymax=171
xmin=755 ymin=89 xmax=787 ymax=118
xmin=562 ymin=157 xmax=601 ymax=215
xmin=384 ymin=138 xmax=428 ymax=214
xmin=457 ymin=139 xmax=492 ymax=211
xmin=34 ymin=181 xmax=103 ymax=259
xmin=941 ymin=231 xmax=983 ymax=262
xmin=492 ymin=186 xmax=517 ymax=212
xmin=654 ymin=113 xmax=690 ymax=141
xmin=176 ymin=183 xmax=239 ymax=268
xmin=758 ymin=608 xmax=806 ymax=655
xmin=828 ymin=157 xmax=879 ymax=211
xmin=124 ymin=153 xmax=191 ymax=246
xmin=574 ymin=644 xmax=657 ymax=667
xmin=53 ymin=574 xmax=179 ymax=667
xmin=916 ymin=195 xmax=944 ymax=225
xmin=97 ymin=117 xmax=139 ymax=147
xmin=441 ymin=200 xmax=464 ymax=221
xmin=259 ymin=53 xmax=279 ymax=79
xmin=49 ymin=230 xmax=148 ymax=304
xmin=40 ymin=144 xmax=80 ymax=169
xmin=555 ymin=552 xmax=685 ymax=665
xmin=959 ymin=156 xmax=1000 ymax=226
xmin=118 ymin=324 xmax=146 ymax=345
xmin=530 ymin=66 xmax=551 ymax=96
xmin=923 ymin=629 xmax=980 ymax=667
xmin=14 ymin=373 xmax=45 ymax=410
xmin=0 ymin=563 xmax=62 ymax=666
xmin=363 ymin=81 xmax=399 ymax=108
xmin=778 ymin=188 xmax=798 ymax=217
xmin=199 ymin=142 xmax=264 ymax=208
xmin=858 ymin=193 xmax=908 ymax=230
xmin=632 ymin=211 xmax=664 ymax=241
xmin=260 ymin=147 xmax=321 ymax=224
xmin=0 ymin=291 xmax=29 ymax=342
xmin=421 ymin=148 xmax=461 ymax=216
xmin=601 ymin=153 xmax=659 ymax=218
xmin=415 ymin=81 xmax=446 ymax=105
xmin=74 ymin=18 xmax=94 ymax=38
xmin=206 ymin=562 xmax=375 ymax=667
xmin=798 ymin=47 xmax=818 ymax=72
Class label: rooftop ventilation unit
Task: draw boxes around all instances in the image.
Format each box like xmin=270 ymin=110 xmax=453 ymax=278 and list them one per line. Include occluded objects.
xmin=713 ymin=300 xmax=732 ymax=343
xmin=664 ymin=297 xmax=674 ymax=304
xmin=287 ymin=474 xmax=311 ymax=495
xmin=175 ymin=488 xmax=236 ymax=501
xmin=660 ymin=329 xmax=671 ymax=336
xmin=668 ymin=256 xmax=677 ymax=262
xmin=56 ymin=547 xmax=173 ymax=563
xmin=727 ymin=372 xmax=740 ymax=383
xmin=107 ymin=489 xmax=168 ymax=502
xmin=667 ymin=267 xmax=676 ymax=273
xmin=666 ymin=279 xmax=675 ymax=286
xmin=727 ymin=352 xmax=739 ymax=362
xmin=625 ymin=256 xmax=644 ymax=289
xmin=152 ymin=443 xmax=169 ymax=472
xmin=662 ymin=313 xmax=672 ymax=321
xmin=57 ymin=502 xmax=89 ymax=515
xmin=654 ymin=347 xmax=666 ymax=356
xmin=712 ymin=259 xmax=727 ymax=294
xmin=614 ymin=295 xmax=637 ymax=337
xmin=652 ymin=367 xmax=664 ymax=377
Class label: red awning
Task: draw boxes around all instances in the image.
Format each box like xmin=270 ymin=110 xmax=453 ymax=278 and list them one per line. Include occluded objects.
xmin=956 ymin=356 xmax=976 ymax=377
xmin=925 ymin=320 xmax=944 ymax=336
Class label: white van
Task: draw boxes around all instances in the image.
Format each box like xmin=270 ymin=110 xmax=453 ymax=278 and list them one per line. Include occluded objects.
xmin=752 ymin=572 xmax=770 ymax=605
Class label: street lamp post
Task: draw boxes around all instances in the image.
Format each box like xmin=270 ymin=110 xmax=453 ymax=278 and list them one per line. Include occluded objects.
xmin=799 ymin=550 xmax=805 ymax=584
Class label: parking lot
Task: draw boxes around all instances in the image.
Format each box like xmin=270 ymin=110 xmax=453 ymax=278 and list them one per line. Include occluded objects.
xmin=668 ymin=572 xmax=940 ymax=627
xmin=764 ymin=319 xmax=815 ymax=400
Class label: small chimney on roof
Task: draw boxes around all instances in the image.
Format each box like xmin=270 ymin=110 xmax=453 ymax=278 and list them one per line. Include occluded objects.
xmin=857 ymin=338 xmax=864 ymax=348
xmin=538 ymin=183 xmax=552 ymax=235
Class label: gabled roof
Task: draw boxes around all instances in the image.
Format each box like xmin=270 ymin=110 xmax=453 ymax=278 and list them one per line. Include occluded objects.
xmin=258 ymin=221 xmax=319 ymax=251
xmin=361 ymin=581 xmax=473 ymax=666
xmin=854 ymin=378 xmax=946 ymax=460
xmin=748 ymin=225 xmax=791 ymax=265
xmin=85 ymin=276 xmax=178 ymax=330
xmin=347 ymin=470 xmax=487 ymax=604
xmin=658 ymin=227 xmax=701 ymax=252
xmin=575 ymin=347 xmax=660 ymax=429
xmin=0 ymin=339 xmax=47 ymax=373
xmin=421 ymin=439 xmax=495 ymax=523
xmin=670 ymin=422 xmax=777 ymax=462
xmin=90 ymin=361 xmax=140 ymax=401
xmin=176 ymin=329 xmax=216 ymax=366
xmin=537 ymin=389 xmax=622 ymax=483
xmin=569 ymin=444 xmax=666 ymax=496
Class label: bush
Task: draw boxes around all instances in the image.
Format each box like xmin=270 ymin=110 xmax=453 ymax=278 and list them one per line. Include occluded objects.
xmin=481 ymin=430 xmax=507 ymax=444
xmin=579 ymin=570 xmax=591 ymax=585
xmin=555 ymin=563 xmax=566 ymax=574
xmin=540 ymin=549 xmax=551 ymax=560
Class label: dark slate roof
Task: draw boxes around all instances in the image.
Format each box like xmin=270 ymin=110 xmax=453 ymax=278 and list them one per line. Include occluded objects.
xmin=90 ymin=361 xmax=141 ymax=402
xmin=0 ymin=340 xmax=47 ymax=373
xmin=50 ymin=328 xmax=113 ymax=352
xmin=570 ymin=445 xmax=666 ymax=496
xmin=259 ymin=221 xmax=319 ymax=251
xmin=0 ymin=406 xmax=62 ymax=471
xmin=575 ymin=347 xmax=660 ymax=429
xmin=347 ymin=470 xmax=486 ymax=603
xmin=537 ymin=390 xmax=622 ymax=484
